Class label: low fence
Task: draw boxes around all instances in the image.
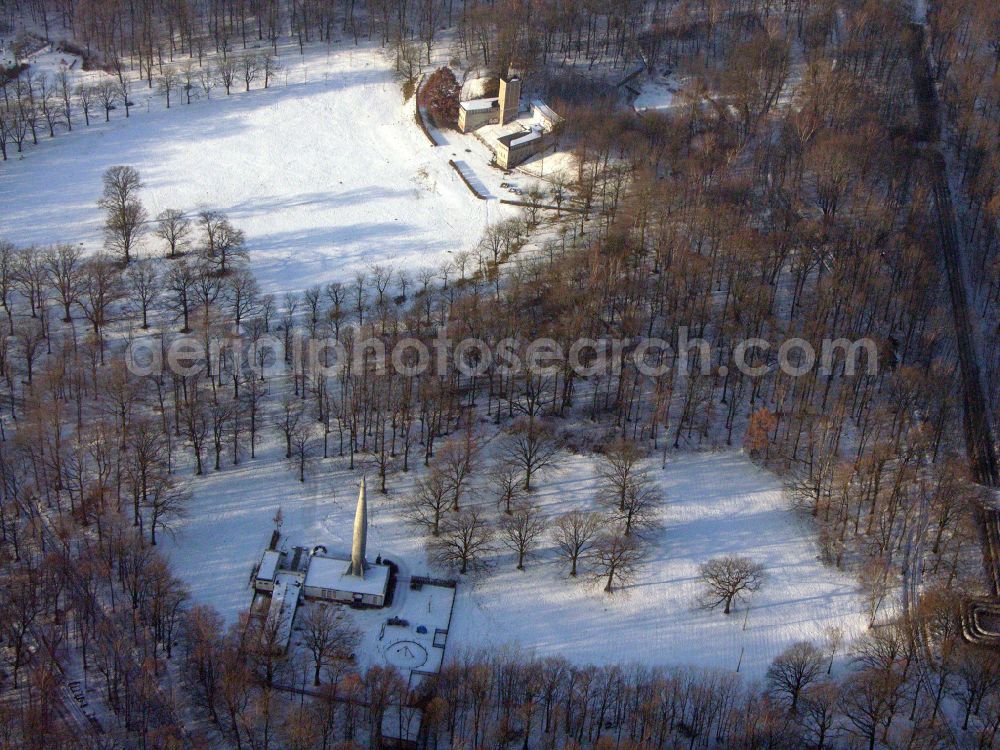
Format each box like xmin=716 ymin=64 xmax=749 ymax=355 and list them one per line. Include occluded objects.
xmin=499 ymin=197 xmax=585 ymax=214
xmin=448 ymin=160 xmax=488 ymax=200
xmin=409 ymin=575 xmax=457 ymax=589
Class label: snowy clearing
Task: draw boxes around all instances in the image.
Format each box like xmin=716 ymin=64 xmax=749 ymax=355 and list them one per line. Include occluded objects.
xmin=0 ymin=45 xmax=507 ymax=293
xmin=451 ymin=451 xmax=869 ymax=677
xmin=632 ymin=75 xmax=683 ymax=113
xmin=164 ymin=435 xmax=867 ymax=680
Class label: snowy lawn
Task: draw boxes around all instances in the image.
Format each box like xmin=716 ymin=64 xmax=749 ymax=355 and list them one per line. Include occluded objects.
xmin=0 ymin=45 xmax=506 ymax=292
xmin=163 ymin=436 xmax=867 ymax=680
xmin=451 ymin=451 xmax=868 ymax=677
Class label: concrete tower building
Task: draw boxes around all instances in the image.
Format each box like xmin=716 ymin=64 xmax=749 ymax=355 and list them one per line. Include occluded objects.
xmin=499 ymin=75 xmax=521 ymax=125
xmin=350 ymin=477 xmax=368 ymax=577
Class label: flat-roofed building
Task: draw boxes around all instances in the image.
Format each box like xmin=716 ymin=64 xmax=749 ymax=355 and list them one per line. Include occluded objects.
xmin=458 ymin=96 xmax=500 ymax=133
xmin=455 ymin=74 xmax=562 ymax=170
xmin=254 ymin=549 xmax=283 ymax=592
xmin=531 ymin=100 xmax=564 ymax=130
xmin=303 ymin=478 xmax=390 ymax=606
xmin=303 ymin=553 xmax=391 ymax=606
xmin=266 ymin=574 xmax=303 ymax=653
xmin=495 ymin=128 xmax=546 ymax=169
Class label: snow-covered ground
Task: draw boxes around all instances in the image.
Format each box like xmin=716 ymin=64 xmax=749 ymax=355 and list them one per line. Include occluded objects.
xmin=0 ymin=44 xmax=511 ymax=293
xmin=290 ymin=579 xmax=456 ymax=687
xmin=163 ymin=434 xmax=867 ymax=680
xmin=452 ymin=451 xmax=867 ymax=676
xmin=633 ymin=75 xmax=684 ymax=113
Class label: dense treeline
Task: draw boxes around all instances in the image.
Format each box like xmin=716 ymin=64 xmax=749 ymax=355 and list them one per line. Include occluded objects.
xmin=925 ymin=0 xmax=1000 ymax=419
xmin=419 ymin=625 xmax=1000 ymax=750
xmin=0 ymin=0 xmax=998 ymax=745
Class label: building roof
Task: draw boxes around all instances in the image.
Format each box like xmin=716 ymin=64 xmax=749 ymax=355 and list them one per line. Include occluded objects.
xmin=531 ymin=100 xmax=564 ymax=124
xmin=304 ymin=554 xmax=390 ymax=597
xmin=460 ymin=97 xmax=498 ymax=112
xmin=496 ymin=129 xmax=543 ymax=149
xmin=268 ymin=574 xmax=302 ymax=652
xmin=509 ymin=131 xmax=542 ymax=148
xmin=257 ymin=549 xmax=281 ymax=582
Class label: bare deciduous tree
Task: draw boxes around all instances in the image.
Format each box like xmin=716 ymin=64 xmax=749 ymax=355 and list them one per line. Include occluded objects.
xmin=766 ymin=641 xmax=826 ymax=712
xmin=436 ymin=428 xmax=479 ymax=510
xmin=42 ymin=243 xmax=83 ymax=322
xmin=78 ymin=253 xmax=124 ymax=362
xmin=406 ymin=468 xmax=450 ymax=536
xmin=15 ymin=318 xmax=44 ymax=385
xmin=155 ymin=209 xmax=191 ymax=258
xmin=143 ymin=471 xmax=190 ymax=545
xmin=75 ymin=83 xmax=94 ymax=126
xmin=125 ymin=259 xmax=159 ymax=329
xmin=499 ymin=503 xmax=547 ymax=570
xmin=241 ymin=54 xmax=260 ymax=91
xmin=98 ymin=165 xmax=147 ymax=263
xmin=839 ymin=668 xmax=903 ymax=750
xmin=499 ymin=418 xmax=560 ymax=491
xmin=218 ymin=58 xmax=238 ymax=95
xmin=261 ymin=53 xmax=280 ymax=88
xmin=95 ymin=80 xmax=119 ymax=122
xmin=275 ymin=395 xmax=305 ymax=460
xmin=225 ymin=267 xmax=260 ymax=331
xmin=798 ymin=681 xmax=841 ymax=749
xmin=490 ymin=456 xmax=524 ymax=514
xmin=165 ymin=259 xmax=199 ymax=332
xmin=158 ymin=67 xmax=179 ymax=108
xmin=301 ymin=605 xmax=359 ymax=686
xmin=432 ymin=508 xmax=494 ymax=574
xmin=859 ymin=555 xmax=894 ymax=628
xmin=198 ymin=210 xmax=247 ymax=275
xmin=553 ymin=510 xmax=602 ymax=576
xmin=0 ymin=240 xmax=16 ymax=334
xmin=949 ymin=644 xmax=1000 ymax=731
xmin=599 ymin=438 xmax=646 ymax=511
xmin=615 ymin=477 xmax=662 ymax=537
xmin=289 ymin=419 xmax=316 ymax=482
xmin=591 ymin=532 xmax=643 ymax=593
xmin=698 ymin=556 xmax=767 ymax=614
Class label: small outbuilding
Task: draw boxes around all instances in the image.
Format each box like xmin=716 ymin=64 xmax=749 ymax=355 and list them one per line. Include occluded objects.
xmin=495 ymin=128 xmax=546 ymax=169
xmin=254 ymin=549 xmax=282 ymax=593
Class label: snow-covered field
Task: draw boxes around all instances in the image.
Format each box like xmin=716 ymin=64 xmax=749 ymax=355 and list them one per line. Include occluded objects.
xmin=164 ymin=433 xmax=867 ymax=680
xmin=0 ymin=45 xmax=510 ymax=292
xmin=452 ymin=451 xmax=868 ymax=676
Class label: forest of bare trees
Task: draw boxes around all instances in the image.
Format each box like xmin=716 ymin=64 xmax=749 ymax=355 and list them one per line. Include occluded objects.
xmin=1 ymin=0 xmax=999 ymax=744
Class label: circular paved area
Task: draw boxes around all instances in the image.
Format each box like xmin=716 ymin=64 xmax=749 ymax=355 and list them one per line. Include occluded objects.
xmin=384 ymin=640 xmax=428 ymax=669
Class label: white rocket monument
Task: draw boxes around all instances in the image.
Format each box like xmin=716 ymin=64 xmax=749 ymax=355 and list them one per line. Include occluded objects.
xmin=349 ymin=477 xmax=368 ymax=577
